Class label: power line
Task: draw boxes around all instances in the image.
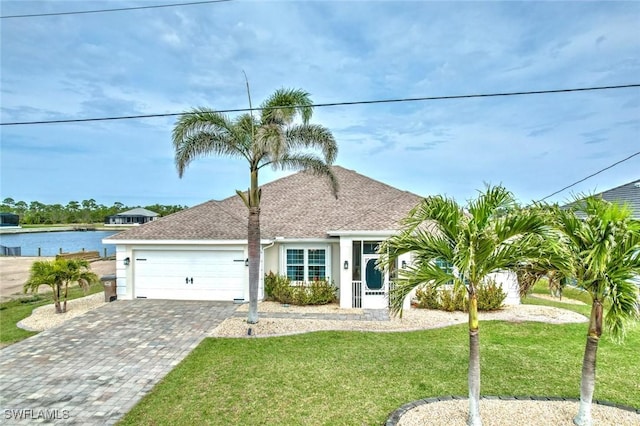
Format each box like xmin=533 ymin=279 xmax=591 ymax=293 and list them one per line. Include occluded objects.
xmin=537 ymin=151 xmax=640 ymax=202
xmin=0 ymin=0 xmax=233 ymax=19
xmin=1 ymin=83 xmax=639 ymax=126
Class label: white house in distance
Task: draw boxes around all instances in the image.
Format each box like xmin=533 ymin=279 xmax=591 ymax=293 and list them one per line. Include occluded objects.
xmin=104 ymin=208 xmax=159 ymax=226
xmin=104 ymin=166 xmax=521 ymax=309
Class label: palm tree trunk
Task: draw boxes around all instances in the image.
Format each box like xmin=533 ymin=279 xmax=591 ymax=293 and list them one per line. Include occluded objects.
xmin=574 ymin=301 xmax=602 ymax=426
xmin=468 ymin=293 xmax=482 ymax=426
xmin=62 ymin=283 xmax=68 ymax=313
xmin=54 ymin=285 xmax=62 ymax=314
xmin=247 ymin=205 xmax=260 ymax=324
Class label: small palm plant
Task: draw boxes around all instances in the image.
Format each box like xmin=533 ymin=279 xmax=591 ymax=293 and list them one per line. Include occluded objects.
xmin=379 ymin=186 xmax=559 ymax=426
xmin=24 ymin=259 xmax=99 ymax=313
xmin=552 ymin=197 xmax=639 ymax=426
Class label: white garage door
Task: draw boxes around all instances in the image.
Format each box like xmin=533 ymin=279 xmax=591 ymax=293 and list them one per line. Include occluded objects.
xmin=133 ymin=250 xmax=246 ymax=301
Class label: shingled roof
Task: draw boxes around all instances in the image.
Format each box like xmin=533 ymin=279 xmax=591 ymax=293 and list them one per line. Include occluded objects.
xmin=107 ymin=166 xmax=423 ymax=241
xmin=595 ymin=179 xmax=640 ymax=219
xmin=563 ymin=179 xmax=640 ymax=219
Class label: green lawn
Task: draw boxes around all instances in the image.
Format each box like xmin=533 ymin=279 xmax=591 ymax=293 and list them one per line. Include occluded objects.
xmin=120 ymin=318 xmax=639 ymax=425
xmin=0 ymin=283 xmax=103 ymax=345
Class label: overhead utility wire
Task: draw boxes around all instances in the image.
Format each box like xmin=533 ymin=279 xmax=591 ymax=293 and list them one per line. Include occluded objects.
xmin=0 ymin=0 xmax=233 ymax=19
xmin=537 ymin=150 xmax=640 ymax=202
xmin=1 ymin=83 xmax=638 ymax=127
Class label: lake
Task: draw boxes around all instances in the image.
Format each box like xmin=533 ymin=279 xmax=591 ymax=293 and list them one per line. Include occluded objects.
xmin=0 ymin=231 xmax=118 ymax=257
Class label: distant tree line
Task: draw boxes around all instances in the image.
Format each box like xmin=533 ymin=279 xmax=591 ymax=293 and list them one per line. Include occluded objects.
xmin=0 ymin=198 xmax=187 ymax=225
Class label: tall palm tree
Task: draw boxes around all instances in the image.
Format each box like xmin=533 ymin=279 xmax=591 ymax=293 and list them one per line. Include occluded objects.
xmin=379 ymin=186 xmax=558 ymax=426
xmin=552 ymin=197 xmax=639 ymax=426
xmin=24 ymin=259 xmax=99 ymax=313
xmin=173 ymin=88 xmax=338 ymax=323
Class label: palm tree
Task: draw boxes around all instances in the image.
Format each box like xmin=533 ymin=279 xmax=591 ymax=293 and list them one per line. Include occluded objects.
xmin=551 ymin=197 xmax=639 ymax=426
xmin=379 ymin=186 xmax=558 ymax=426
xmin=172 ymin=88 xmax=338 ymax=323
xmin=24 ymin=259 xmax=99 ymax=313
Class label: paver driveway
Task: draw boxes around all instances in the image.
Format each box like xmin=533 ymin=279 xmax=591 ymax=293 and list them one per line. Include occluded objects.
xmin=0 ymin=300 xmax=237 ymax=425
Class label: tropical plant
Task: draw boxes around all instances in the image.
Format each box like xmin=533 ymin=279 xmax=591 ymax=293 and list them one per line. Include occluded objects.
xmin=551 ymin=197 xmax=640 ymax=426
xmin=378 ymin=186 xmax=559 ymax=426
xmin=172 ymin=87 xmax=338 ymax=323
xmin=23 ymin=259 xmax=99 ymax=313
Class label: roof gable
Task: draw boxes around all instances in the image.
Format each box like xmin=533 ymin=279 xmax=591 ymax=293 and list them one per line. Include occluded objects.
xmin=108 ymin=166 xmax=422 ymax=241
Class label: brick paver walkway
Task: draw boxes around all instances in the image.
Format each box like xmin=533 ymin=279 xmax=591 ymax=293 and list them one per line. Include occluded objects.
xmin=0 ymin=300 xmax=237 ymax=425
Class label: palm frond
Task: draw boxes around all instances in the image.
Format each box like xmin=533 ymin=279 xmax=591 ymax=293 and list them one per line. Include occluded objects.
xmin=260 ymin=88 xmax=313 ymax=125
xmin=285 ymin=124 xmax=338 ymax=164
xmin=265 ymin=154 xmax=339 ymax=198
xmin=172 ymin=108 xmax=249 ymax=177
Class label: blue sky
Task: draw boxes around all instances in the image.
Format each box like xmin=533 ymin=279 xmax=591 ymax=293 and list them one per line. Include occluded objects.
xmin=1 ymin=0 xmax=639 ymax=208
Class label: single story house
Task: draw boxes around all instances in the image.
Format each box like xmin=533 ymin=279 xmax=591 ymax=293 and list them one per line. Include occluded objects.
xmin=0 ymin=212 xmax=20 ymax=227
xmin=105 ymin=208 xmax=159 ymax=226
xmin=104 ymin=166 xmax=521 ymax=309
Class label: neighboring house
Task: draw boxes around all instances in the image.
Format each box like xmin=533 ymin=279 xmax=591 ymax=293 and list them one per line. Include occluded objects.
xmin=564 ymin=179 xmax=640 ymax=289
xmin=105 ymin=208 xmax=159 ymax=226
xmin=564 ymin=179 xmax=640 ymax=219
xmin=594 ymin=179 xmax=640 ymax=219
xmin=104 ymin=166 xmax=522 ymax=308
xmin=0 ymin=213 xmax=20 ymax=227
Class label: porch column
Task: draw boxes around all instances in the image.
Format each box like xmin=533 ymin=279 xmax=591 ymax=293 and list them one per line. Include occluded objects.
xmin=339 ymin=237 xmax=352 ymax=308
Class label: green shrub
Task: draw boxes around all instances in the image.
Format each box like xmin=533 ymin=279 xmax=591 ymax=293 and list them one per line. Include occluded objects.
xmin=414 ymin=287 xmax=439 ymax=309
xmin=264 ymin=271 xmax=289 ymax=301
xmin=265 ymin=274 xmax=338 ymax=305
xmin=476 ymin=279 xmax=506 ymax=311
xmin=414 ymin=279 xmax=506 ymax=312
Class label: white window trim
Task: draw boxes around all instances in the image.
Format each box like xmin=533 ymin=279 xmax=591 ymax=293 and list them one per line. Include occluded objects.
xmin=281 ymin=243 xmax=332 ymax=282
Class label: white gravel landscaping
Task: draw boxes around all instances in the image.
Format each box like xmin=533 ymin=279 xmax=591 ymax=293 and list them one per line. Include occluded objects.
xmin=17 ymin=292 xmax=106 ymax=331
xmin=395 ymin=399 xmax=639 ymax=426
xmin=211 ymin=302 xmax=588 ymax=337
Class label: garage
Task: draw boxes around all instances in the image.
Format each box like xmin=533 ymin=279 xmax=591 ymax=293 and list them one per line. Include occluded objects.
xmin=133 ymin=250 xmax=246 ymax=301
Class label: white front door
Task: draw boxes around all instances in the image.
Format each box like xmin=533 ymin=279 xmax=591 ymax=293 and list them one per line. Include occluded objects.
xmin=362 ymin=255 xmax=387 ymax=309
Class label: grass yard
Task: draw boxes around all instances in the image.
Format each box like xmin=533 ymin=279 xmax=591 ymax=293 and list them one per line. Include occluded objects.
xmin=0 ymin=282 xmax=103 ymax=345
xmin=120 ymin=319 xmax=640 ymax=425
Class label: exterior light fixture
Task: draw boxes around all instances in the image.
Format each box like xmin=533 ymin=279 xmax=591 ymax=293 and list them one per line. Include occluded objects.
xmin=245 ymin=258 xmax=249 ymax=267
xmin=123 ymin=257 xmax=130 ymax=266
xmin=343 ymin=260 xmax=349 ymax=270
xmin=401 ymin=260 xmax=407 ymax=269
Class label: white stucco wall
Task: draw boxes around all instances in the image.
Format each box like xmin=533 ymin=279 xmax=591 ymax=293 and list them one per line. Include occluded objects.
xmin=488 ymin=270 xmax=521 ymax=306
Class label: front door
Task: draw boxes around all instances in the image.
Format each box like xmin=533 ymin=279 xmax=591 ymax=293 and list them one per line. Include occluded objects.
xmin=362 ymin=255 xmax=387 ymax=309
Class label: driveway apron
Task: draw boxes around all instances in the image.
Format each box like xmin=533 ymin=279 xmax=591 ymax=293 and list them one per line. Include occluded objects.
xmin=0 ymin=300 xmax=237 ymax=425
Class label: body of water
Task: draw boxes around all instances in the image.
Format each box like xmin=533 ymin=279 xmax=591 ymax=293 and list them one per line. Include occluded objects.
xmin=0 ymin=231 xmax=118 ymax=256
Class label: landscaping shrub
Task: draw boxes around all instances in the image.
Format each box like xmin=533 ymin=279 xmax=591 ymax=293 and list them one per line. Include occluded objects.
xmin=414 ymin=279 xmax=506 ymax=312
xmin=264 ymin=271 xmax=289 ymax=301
xmin=265 ymin=273 xmax=337 ymax=305
xmin=414 ymin=287 xmax=439 ymax=309
xmin=476 ymin=279 xmax=507 ymax=311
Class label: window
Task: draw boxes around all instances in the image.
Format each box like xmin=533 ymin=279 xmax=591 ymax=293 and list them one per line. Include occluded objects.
xmin=307 ymin=249 xmax=326 ymax=280
xmin=286 ymin=249 xmax=304 ymax=281
xmin=435 ymin=258 xmax=455 ymax=285
xmin=285 ymin=247 xmax=327 ymax=282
